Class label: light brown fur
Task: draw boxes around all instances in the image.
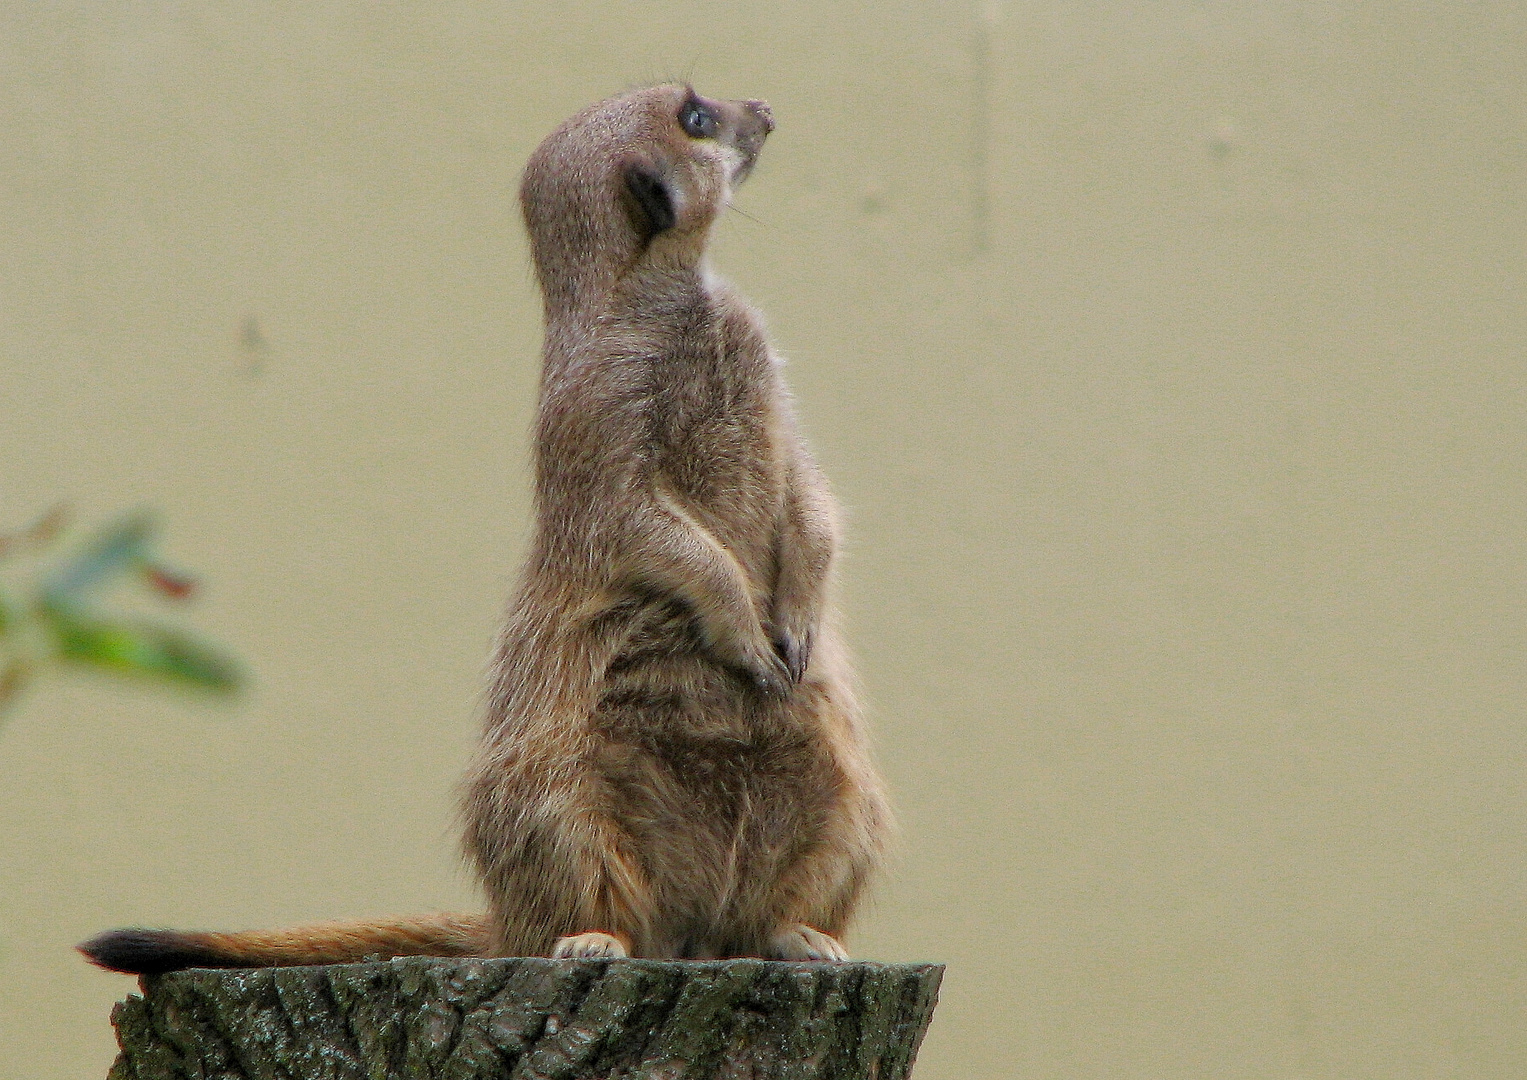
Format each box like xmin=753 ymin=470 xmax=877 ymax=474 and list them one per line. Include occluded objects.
xmin=79 ymin=85 xmax=889 ymax=975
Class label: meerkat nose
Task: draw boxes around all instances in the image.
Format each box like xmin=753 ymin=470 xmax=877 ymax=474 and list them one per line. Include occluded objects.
xmin=743 ymin=99 xmax=774 ymax=135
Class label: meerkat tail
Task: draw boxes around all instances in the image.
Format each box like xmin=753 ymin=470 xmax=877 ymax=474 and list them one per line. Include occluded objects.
xmin=77 ymin=912 xmax=489 ymax=975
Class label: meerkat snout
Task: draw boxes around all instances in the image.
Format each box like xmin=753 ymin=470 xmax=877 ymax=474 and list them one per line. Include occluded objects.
xmin=741 ymin=99 xmax=774 ymax=136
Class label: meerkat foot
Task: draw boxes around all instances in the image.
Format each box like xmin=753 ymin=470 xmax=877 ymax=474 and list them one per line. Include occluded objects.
xmin=551 ymin=931 xmax=631 ymax=959
xmin=767 ymin=924 xmax=850 ymax=961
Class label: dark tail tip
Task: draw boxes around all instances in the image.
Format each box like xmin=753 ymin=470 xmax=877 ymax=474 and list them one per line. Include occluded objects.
xmin=77 ymin=929 xmax=237 ymax=975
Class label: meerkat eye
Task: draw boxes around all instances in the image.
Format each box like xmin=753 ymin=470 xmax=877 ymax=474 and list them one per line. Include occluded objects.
xmin=679 ymin=100 xmax=719 ymax=139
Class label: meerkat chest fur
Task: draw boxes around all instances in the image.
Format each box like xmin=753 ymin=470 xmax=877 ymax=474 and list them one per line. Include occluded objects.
xmin=644 ymin=280 xmax=788 ymax=535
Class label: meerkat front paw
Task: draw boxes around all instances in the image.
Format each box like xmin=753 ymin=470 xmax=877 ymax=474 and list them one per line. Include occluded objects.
xmin=551 ymin=931 xmax=631 ymax=959
xmin=771 ymin=624 xmax=814 ymax=685
xmin=766 ymin=924 xmax=850 ymax=961
xmin=738 ymin=638 xmax=792 ymax=697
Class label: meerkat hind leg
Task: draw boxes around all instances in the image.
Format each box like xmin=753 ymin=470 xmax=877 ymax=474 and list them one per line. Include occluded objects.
xmin=551 ymin=931 xmax=632 ymax=959
xmin=767 ymin=924 xmax=850 ymax=962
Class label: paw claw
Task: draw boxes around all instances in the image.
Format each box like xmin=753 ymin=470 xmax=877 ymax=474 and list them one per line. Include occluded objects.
xmin=742 ymin=643 xmax=792 ymax=696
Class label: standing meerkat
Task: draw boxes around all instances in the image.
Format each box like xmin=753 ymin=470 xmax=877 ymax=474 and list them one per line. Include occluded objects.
xmin=81 ymin=85 xmax=889 ymax=974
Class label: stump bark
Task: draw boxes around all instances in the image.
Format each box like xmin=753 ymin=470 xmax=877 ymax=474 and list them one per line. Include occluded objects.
xmin=105 ymin=957 xmax=943 ymax=1080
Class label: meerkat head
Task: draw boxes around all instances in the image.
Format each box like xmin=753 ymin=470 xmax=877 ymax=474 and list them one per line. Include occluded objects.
xmin=521 ymin=85 xmax=774 ymax=310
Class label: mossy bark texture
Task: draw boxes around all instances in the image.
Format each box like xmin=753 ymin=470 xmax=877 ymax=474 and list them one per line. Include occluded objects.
xmin=105 ymin=957 xmax=943 ymax=1080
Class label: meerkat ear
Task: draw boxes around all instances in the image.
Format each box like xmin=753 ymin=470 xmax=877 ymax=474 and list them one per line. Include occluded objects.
xmin=624 ymin=162 xmax=677 ymax=240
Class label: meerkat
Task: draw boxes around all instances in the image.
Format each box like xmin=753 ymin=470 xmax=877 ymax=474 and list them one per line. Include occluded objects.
xmin=80 ymin=84 xmax=889 ymax=975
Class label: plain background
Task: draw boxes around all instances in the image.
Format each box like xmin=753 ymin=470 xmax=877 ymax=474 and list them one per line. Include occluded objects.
xmin=3 ymin=3 xmax=1525 ymax=1077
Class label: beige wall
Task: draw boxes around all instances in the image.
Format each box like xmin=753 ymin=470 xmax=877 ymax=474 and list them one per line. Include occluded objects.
xmin=4 ymin=4 xmax=1525 ymax=1077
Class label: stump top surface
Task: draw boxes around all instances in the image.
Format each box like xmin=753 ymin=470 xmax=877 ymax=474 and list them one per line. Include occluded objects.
xmin=148 ymin=954 xmax=942 ymax=981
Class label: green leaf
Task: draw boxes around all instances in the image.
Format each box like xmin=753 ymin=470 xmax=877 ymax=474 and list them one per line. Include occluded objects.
xmin=47 ymin=614 xmax=241 ymax=694
xmin=42 ymin=510 xmax=157 ymax=609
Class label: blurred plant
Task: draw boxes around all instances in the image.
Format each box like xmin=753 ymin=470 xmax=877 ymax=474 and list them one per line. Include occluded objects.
xmin=0 ymin=506 xmax=242 ymax=720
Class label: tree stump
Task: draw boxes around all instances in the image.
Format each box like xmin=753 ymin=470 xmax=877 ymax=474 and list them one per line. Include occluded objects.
xmin=104 ymin=957 xmax=943 ymax=1080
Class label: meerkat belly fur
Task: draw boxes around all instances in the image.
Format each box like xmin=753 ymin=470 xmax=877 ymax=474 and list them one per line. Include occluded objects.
xmin=79 ymin=85 xmax=889 ymax=974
